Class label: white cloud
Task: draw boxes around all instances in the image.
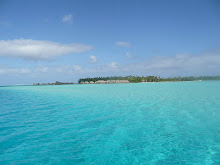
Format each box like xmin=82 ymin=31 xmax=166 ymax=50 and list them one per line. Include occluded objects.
xmin=123 ymin=54 xmax=220 ymax=76
xmin=62 ymin=14 xmax=73 ymax=24
xmin=1 ymin=53 xmax=219 ymax=85
xmin=109 ymin=62 xmax=118 ymax=69
xmin=67 ymin=65 xmax=85 ymax=75
xmin=2 ymin=54 xmax=220 ymax=77
xmin=34 ymin=65 xmax=48 ymax=73
xmin=71 ymin=54 xmax=220 ymax=77
xmin=56 ymin=67 xmax=65 ymax=73
xmin=72 ymin=65 xmax=83 ymax=72
xmin=0 ymin=65 xmax=31 ymax=75
xmin=126 ymin=52 xmax=131 ymax=59
xmin=144 ymin=54 xmax=219 ymax=71
xmin=89 ymin=55 xmax=97 ymax=63
xmin=0 ymin=39 xmax=93 ymax=60
xmin=115 ymin=41 xmax=131 ymax=47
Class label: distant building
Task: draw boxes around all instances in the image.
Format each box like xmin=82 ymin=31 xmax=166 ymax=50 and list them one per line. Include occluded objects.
xmin=80 ymin=80 xmax=129 ymax=84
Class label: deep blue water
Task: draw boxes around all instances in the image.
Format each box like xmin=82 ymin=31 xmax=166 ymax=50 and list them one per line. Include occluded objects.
xmin=0 ymin=81 xmax=220 ymax=164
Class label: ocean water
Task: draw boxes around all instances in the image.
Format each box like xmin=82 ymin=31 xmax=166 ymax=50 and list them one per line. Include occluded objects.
xmin=0 ymin=81 xmax=220 ymax=165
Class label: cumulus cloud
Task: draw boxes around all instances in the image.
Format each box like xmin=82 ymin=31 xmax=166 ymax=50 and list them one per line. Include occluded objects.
xmin=72 ymin=54 xmax=220 ymax=77
xmin=89 ymin=55 xmax=97 ymax=63
xmin=62 ymin=14 xmax=73 ymax=24
xmin=115 ymin=41 xmax=131 ymax=47
xmin=0 ymin=39 xmax=93 ymax=60
xmin=1 ymin=53 xmax=219 ymax=84
xmin=144 ymin=54 xmax=220 ymax=72
xmin=2 ymin=53 xmax=220 ymax=77
xmin=123 ymin=54 xmax=220 ymax=76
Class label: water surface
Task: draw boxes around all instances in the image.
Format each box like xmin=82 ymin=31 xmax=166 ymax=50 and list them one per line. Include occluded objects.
xmin=0 ymin=81 xmax=220 ymax=164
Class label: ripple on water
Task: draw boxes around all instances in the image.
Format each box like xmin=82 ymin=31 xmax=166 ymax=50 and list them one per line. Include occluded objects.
xmin=0 ymin=81 xmax=220 ymax=164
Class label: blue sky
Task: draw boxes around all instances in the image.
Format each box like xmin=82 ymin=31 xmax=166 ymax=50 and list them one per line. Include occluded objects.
xmin=0 ymin=0 xmax=220 ymax=85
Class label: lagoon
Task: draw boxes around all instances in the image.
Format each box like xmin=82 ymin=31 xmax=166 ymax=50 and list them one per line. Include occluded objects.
xmin=0 ymin=81 xmax=220 ymax=164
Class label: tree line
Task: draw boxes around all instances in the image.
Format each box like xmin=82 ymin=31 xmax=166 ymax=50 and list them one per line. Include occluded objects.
xmin=78 ymin=76 xmax=220 ymax=83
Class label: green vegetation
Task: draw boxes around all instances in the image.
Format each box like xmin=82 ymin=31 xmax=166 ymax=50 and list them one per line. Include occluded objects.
xmin=78 ymin=76 xmax=220 ymax=83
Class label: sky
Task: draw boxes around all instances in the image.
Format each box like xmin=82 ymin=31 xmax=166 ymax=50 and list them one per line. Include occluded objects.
xmin=0 ymin=0 xmax=220 ymax=85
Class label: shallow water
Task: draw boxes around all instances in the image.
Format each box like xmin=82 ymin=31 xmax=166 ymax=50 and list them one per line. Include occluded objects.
xmin=0 ymin=81 xmax=220 ymax=164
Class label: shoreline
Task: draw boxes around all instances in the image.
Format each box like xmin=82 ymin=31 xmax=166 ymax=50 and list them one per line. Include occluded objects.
xmin=5 ymin=80 xmax=220 ymax=87
xmin=79 ymin=80 xmax=204 ymax=85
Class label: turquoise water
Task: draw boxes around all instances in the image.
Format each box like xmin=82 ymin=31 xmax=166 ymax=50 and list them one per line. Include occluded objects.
xmin=0 ymin=81 xmax=220 ymax=164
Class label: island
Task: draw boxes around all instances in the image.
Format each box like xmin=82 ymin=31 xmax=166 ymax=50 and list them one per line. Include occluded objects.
xmin=78 ymin=76 xmax=220 ymax=84
xmin=33 ymin=81 xmax=74 ymax=85
xmin=32 ymin=76 xmax=220 ymax=85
